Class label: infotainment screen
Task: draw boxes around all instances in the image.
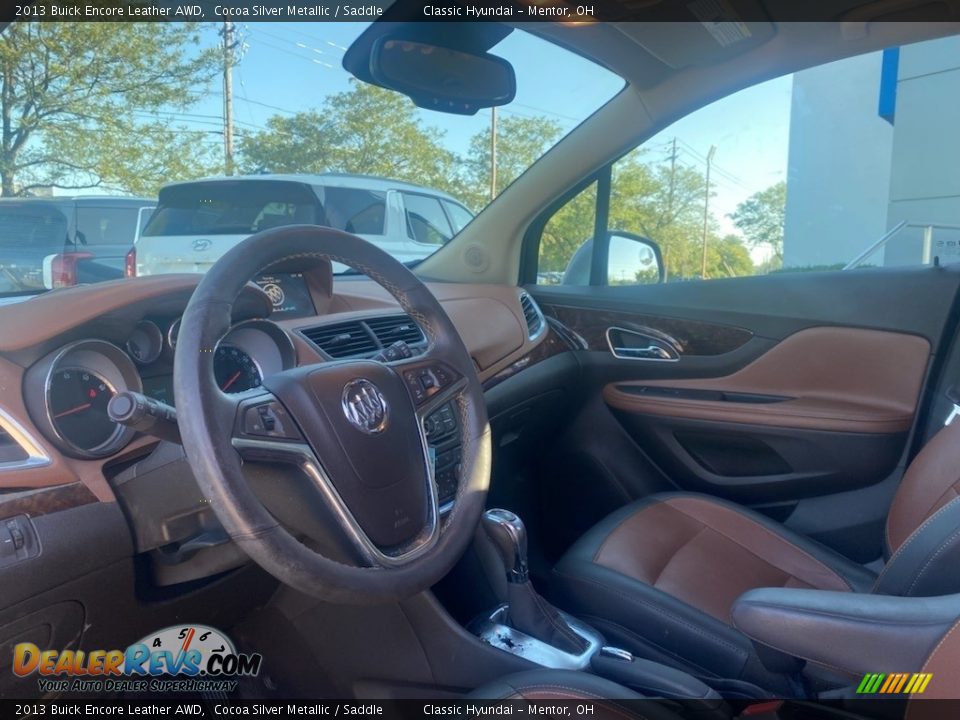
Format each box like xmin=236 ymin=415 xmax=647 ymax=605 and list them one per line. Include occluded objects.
xmin=253 ymin=272 xmax=316 ymax=320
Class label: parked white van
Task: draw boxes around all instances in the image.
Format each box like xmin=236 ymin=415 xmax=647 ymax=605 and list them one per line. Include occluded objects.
xmin=132 ymin=173 xmax=474 ymax=275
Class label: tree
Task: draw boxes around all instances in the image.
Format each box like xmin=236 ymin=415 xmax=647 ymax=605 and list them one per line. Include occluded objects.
xmin=0 ymin=23 xmax=220 ymax=196
xmin=463 ymin=115 xmax=562 ymax=208
xmin=536 ymin=144 xmax=755 ymax=281
xmin=730 ymin=181 xmax=787 ymax=263
xmin=239 ymin=82 xmax=459 ymax=195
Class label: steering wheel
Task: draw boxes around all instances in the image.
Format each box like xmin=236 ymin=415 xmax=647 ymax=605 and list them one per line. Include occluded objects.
xmin=174 ymin=226 xmax=491 ymax=604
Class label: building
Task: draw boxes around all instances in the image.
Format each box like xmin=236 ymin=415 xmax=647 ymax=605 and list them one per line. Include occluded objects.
xmin=783 ymin=35 xmax=960 ymax=269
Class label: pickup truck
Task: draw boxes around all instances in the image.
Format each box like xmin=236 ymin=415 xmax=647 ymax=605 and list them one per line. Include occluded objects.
xmin=0 ymin=196 xmax=155 ymax=292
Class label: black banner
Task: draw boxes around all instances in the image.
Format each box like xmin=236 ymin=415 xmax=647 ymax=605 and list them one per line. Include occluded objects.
xmin=4 ymin=0 xmax=957 ymax=23
xmin=1 ymin=698 xmax=956 ymax=720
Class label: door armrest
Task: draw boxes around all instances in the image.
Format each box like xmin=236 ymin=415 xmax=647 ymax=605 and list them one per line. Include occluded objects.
xmin=731 ymin=588 xmax=960 ymax=677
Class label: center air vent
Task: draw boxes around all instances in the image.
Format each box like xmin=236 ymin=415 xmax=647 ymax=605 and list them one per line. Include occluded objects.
xmin=300 ymin=314 xmax=426 ymax=359
xmin=366 ymin=315 xmax=426 ymax=346
xmin=519 ymin=293 xmax=545 ymax=340
xmin=301 ymin=321 xmax=377 ymax=358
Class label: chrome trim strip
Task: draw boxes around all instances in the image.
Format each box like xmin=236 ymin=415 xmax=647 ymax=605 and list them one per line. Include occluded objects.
xmin=605 ymin=326 xmax=680 ymax=362
xmin=0 ymin=408 xmax=52 ymax=472
xmin=469 ymin=604 xmax=604 ymax=671
xmin=519 ymin=292 xmax=548 ymax=342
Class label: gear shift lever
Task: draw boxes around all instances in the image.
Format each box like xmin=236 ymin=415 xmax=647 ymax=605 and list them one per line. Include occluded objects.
xmin=481 ymin=508 xmax=529 ymax=583
xmin=481 ymin=509 xmax=587 ymax=654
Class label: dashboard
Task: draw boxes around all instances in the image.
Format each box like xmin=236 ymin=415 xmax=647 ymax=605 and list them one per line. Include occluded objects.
xmin=0 ymin=267 xmax=568 ymax=591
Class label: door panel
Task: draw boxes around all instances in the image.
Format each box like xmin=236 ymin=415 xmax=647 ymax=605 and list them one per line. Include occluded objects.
xmin=606 ymin=326 xmax=930 ymax=434
xmin=529 ymin=266 xmax=960 ymax=559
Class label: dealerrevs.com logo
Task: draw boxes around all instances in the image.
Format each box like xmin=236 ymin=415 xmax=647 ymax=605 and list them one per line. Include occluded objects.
xmin=13 ymin=625 xmax=262 ymax=694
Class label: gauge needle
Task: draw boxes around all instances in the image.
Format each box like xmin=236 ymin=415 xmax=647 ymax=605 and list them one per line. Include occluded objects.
xmin=53 ymin=402 xmax=92 ymax=419
xmin=221 ymin=371 xmax=242 ymax=392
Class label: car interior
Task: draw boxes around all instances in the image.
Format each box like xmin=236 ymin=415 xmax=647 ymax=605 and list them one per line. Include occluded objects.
xmin=3 ymin=3 xmax=960 ymax=715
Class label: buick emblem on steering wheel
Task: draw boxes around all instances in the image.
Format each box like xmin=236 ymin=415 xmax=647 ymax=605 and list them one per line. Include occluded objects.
xmin=341 ymin=379 xmax=389 ymax=434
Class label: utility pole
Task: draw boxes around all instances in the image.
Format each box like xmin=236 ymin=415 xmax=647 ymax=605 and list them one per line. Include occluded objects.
xmin=222 ymin=20 xmax=235 ymax=176
xmin=489 ymin=106 xmax=498 ymax=201
xmin=666 ymin=137 xmax=678 ymax=218
xmin=700 ymin=145 xmax=716 ymax=279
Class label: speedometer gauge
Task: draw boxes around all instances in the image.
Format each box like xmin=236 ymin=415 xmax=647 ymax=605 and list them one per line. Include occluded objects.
xmin=214 ymin=345 xmax=262 ymax=393
xmin=48 ymin=368 xmax=121 ymax=453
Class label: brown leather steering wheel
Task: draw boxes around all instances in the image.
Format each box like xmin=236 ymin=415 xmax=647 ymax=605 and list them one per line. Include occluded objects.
xmin=174 ymin=225 xmax=491 ymax=604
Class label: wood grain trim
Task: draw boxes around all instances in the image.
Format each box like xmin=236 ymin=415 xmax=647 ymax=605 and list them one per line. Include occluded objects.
xmin=0 ymin=483 xmax=98 ymax=521
xmin=483 ymin=319 xmax=578 ymax=391
xmin=605 ymin=326 xmax=931 ymax=434
xmin=542 ymin=304 xmax=753 ymax=357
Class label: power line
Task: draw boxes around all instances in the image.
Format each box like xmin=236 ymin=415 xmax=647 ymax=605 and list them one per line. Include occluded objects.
xmin=248 ymin=37 xmax=338 ymax=70
xmin=262 ymin=24 xmax=348 ymax=52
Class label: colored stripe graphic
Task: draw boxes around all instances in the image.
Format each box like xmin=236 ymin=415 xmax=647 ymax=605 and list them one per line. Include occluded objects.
xmin=857 ymin=673 xmax=932 ymax=694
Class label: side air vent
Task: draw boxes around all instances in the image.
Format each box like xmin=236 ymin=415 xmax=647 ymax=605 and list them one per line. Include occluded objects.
xmin=519 ymin=293 xmax=545 ymax=340
xmin=299 ymin=314 xmax=427 ymax=359
xmin=366 ymin=315 xmax=426 ymax=346
xmin=301 ymin=321 xmax=377 ymax=358
xmin=0 ymin=410 xmax=50 ymax=471
xmin=0 ymin=427 xmax=29 ymax=465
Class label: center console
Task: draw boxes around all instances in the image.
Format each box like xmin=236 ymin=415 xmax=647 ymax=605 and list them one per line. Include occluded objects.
xmin=468 ymin=509 xmax=728 ymax=715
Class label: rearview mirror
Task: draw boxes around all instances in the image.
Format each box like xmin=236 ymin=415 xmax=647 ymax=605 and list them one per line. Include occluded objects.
xmin=370 ymin=38 xmax=516 ymax=115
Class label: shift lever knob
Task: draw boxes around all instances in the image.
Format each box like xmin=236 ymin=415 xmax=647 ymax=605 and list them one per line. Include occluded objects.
xmin=481 ymin=508 xmax=529 ymax=583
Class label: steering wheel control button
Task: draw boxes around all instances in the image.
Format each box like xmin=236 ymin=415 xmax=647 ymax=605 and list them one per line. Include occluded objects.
xmin=403 ymin=363 xmax=459 ymax=404
xmin=341 ymin=379 xmax=389 ymax=435
xmin=242 ymin=401 xmax=301 ymax=441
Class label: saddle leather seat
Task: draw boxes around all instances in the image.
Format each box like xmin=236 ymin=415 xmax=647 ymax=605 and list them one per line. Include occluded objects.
xmin=553 ymin=421 xmax=960 ymax=692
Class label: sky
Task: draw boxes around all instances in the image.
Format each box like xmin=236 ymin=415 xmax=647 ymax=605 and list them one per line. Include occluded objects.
xmin=184 ymin=22 xmax=625 ymax=160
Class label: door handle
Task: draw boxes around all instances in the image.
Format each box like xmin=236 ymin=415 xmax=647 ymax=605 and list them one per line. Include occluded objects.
xmin=606 ymin=327 xmax=680 ymax=362
xmin=612 ymin=344 xmax=676 ymax=360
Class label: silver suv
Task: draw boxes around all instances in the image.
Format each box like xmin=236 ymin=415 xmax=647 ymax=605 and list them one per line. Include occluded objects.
xmin=133 ymin=173 xmax=474 ymax=275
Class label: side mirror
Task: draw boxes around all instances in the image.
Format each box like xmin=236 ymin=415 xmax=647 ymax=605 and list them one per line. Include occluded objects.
xmin=562 ymin=231 xmax=664 ymax=286
xmin=608 ymin=231 xmax=664 ymax=285
xmin=369 ymin=38 xmax=516 ymax=116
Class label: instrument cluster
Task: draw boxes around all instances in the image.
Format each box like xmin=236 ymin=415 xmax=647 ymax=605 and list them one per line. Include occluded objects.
xmin=24 ymin=319 xmax=296 ymax=459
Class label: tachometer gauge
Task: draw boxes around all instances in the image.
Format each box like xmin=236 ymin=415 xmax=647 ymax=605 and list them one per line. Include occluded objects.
xmin=214 ymin=345 xmax=262 ymax=393
xmin=48 ymin=368 xmax=121 ymax=453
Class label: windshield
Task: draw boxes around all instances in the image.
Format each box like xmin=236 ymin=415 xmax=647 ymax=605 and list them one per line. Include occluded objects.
xmin=0 ymin=22 xmax=623 ymax=295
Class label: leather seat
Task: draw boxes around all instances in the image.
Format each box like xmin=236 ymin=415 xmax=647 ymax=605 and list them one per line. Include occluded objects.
xmin=553 ymin=421 xmax=960 ymax=692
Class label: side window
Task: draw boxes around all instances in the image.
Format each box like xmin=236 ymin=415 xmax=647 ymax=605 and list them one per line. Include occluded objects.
xmin=138 ymin=207 xmax=156 ymax=236
xmin=537 ymin=182 xmax=596 ymax=285
xmin=321 ymin=188 xmax=386 ymax=235
xmin=75 ymin=207 xmax=141 ymax=247
xmin=536 ymin=39 xmax=960 ymax=284
xmin=443 ymin=201 xmax=474 ymax=233
xmin=403 ymin=193 xmax=453 ymax=245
